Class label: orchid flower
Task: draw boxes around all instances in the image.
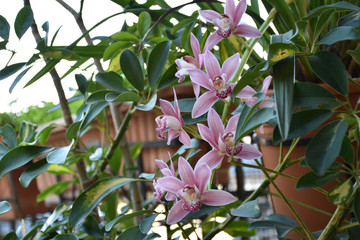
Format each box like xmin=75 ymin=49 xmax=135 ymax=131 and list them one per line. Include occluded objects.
xmin=196 ymin=108 xmax=262 ymax=169
xmin=199 ymin=0 xmax=262 ymax=50
xmin=153 ymin=158 xmax=177 ymax=202
xmin=247 ymin=76 xmax=275 ymax=109
xmin=157 ymin=157 xmax=236 ymax=225
xmin=188 ymin=50 xmax=255 ymax=118
xmin=175 ymin=33 xmax=205 ymax=98
xmin=156 ymin=88 xmax=192 ymax=146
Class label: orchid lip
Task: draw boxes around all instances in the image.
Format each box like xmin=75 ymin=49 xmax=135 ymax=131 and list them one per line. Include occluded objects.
xmin=212 ymin=74 xmax=231 ymax=99
xmin=214 ymin=14 xmax=232 ymax=38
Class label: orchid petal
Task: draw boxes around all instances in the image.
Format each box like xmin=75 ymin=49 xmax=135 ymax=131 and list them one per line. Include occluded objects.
xmin=157 ymin=176 xmax=185 ymax=193
xmin=195 ymin=163 xmax=211 ymax=193
xmin=233 ymin=0 xmax=247 ymax=26
xmin=262 ymin=76 xmax=272 ymax=93
xmin=159 ymin=99 xmax=176 ymax=117
xmin=233 ymin=24 xmax=262 ymax=38
xmin=167 ymin=200 xmax=189 ymax=225
xmin=167 ymin=129 xmax=180 ymax=145
xmin=188 ymin=69 xmax=213 ymax=90
xmin=179 ymin=129 xmax=192 ymax=146
xmin=192 ymin=82 xmax=200 ymax=99
xmin=178 ymin=157 xmax=195 ymax=185
xmin=195 ymin=149 xmax=224 ymax=170
xmin=199 ymin=10 xmax=221 ymax=22
xmin=225 ymin=0 xmax=235 ymax=19
xmin=203 ymin=32 xmax=223 ymax=52
xmin=234 ymin=143 xmax=262 ymax=160
xmin=173 ymin=88 xmax=182 ymax=123
xmin=226 ymin=114 xmax=240 ymax=132
xmin=236 ymin=85 xmax=256 ymax=98
xmin=190 ymin=33 xmax=200 ymax=58
xmin=155 ymin=159 xmax=167 ymax=170
xmin=197 ymin=123 xmax=218 ymax=149
xmin=204 ymin=50 xmax=221 ymax=78
xmin=201 ymin=190 xmax=237 ymax=206
xmin=192 ymin=91 xmax=218 ymax=118
xmin=222 ymin=53 xmax=239 ymax=82
xmin=208 ymin=108 xmax=225 ymax=139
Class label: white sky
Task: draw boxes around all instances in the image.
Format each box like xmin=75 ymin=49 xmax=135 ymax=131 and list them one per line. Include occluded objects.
xmin=0 ymin=0 xmax=265 ymax=114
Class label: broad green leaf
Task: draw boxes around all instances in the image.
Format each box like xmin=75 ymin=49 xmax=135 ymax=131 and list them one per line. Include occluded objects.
xmin=148 ymin=40 xmax=171 ymax=88
xmin=0 ymin=124 xmax=17 ymax=148
xmin=354 ymin=188 xmax=360 ymax=222
xmin=111 ymin=32 xmax=139 ymax=42
xmin=233 ymin=61 xmax=266 ymax=97
xmin=86 ymin=90 xmax=114 ymax=104
xmin=95 ymin=71 xmax=127 ymax=93
xmin=309 ymin=51 xmax=348 ymax=96
xmin=37 ymin=179 xmax=74 ymax=202
xmin=0 ymin=62 xmax=26 ymax=80
xmin=75 ymin=74 xmax=87 ymax=94
xmin=313 ymin=9 xmax=335 ymax=43
xmin=41 ymin=204 xmax=68 ymax=232
xmin=24 ymin=59 xmax=59 ymax=88
xmin=290 ymin=20 xmax=308 ymax=48
xmin=296 ymin=170 xmax=341 ymax=190
xmin=340 ymin=135 xmax=354 ymax=165
xmin=266 ymin=0 xmax=296 ymax=29
xmin=19 ymin=159 xmax=50 ymax=188
xmin=120 ymin=49 xmax=144 ymax=91
xmin=14 ymin=6 xmax=33 ymax=39
xmin=293 ymin=82 xmax=337 ymax=106
xmin=103 ymin=41 xmax=131 ymax=61
xmin=266 ymin=43 xmax=298 ymax=68
xmin=105 ymin=210 xmax=154 ymax=231
xmin=347 ymin=45 xmax=360 ymax=65
xmin=231 ymin=200 xmax=261 ymax=218
xmin=105 ymin=92 xmax=140 ymax=102
xmin=339 ymin=10 xmax=360 ymax=27
xmin=80 ymin=102 xmax=109 ymax=131
xmin=273 ymin=55 xmax=295 ymax=140
xmin=306 ymin=1 xmax=360 ymax=19
xmin=186 ymin=205 xmax=220 ymax=219
xmin=82 ymin=216 xmax=104 ymax=238
xmin=0 ymin=201 xmax=11 ymax=215
xmin=136 ymin=93 xmax=157 ymax=111
xmin=41 ymin=49 xmax=80 ymax=60
xmin=0 ymin=15 xmax=10 ymax=41
xmin=138 ymin=12 xmax=151 ymax=38
xmin=66 ymin=121 xmax=81 ymax=141
xmin=328 ymin=178 xmax=353 ymax=205
xmin=0 ymin=143 xmax=8 ymax=159
xmin=35 ymin=124 xmax=56 ymax=145
xmin=140 ymin=213 xmax=159 ymax=234
xmin=117 ymin=226 xmax=146 ymax=240
xmin=0 ymin=146 xmax=53 ymax=178
xmin=317 ymin=26 xmax=360 ymax=45
xmin=249 ymin=214 xmax=298 ymax=238
xmin=52 ymin=234 xmax=79 ymax=240
xmin=157 ymin=63 xmax=178 ymax=89
xmin=181 ymin=20 xmax=196 ymax=51
xmin=306 ymin=120 xmax=348 ymax=175
xmin=2 ymin=232 xmax=17 ymax=240
xmin=46 ymin=140 xmax=74 ymax=164
xmin=9 ymin=67 xmax=31 ymax=93
xmin=19 ymin=121 xmax=37 ymax=143
xmin=47 ymin=164 xmax=76 ymax=175
xmin=69 ymin=177 xmax=140 ymax=227
xmin=144 ymin=233 xmax=161 ymax=240
xmin=223 ymin=221 xmax=256 ymax=237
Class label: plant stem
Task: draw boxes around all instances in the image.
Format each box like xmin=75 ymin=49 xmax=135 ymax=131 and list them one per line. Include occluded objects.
xmin=177 ymin=222 xmax=191 ymax=240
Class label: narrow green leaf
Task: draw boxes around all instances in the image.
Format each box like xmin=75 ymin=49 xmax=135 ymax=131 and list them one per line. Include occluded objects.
xmin=328 ymin=178 xmax=353 ymax=205
xmin=0 ymin=62 xmax=26 ymax=81
xmin=41 ymin=204 xmax=68 ymax=232
xmin=340 ymin=135 xmax=354 ymax=165
xmin=19 ymin=121 xmax=37 ymax=143
xmin=105 ymin=210 xmax=154 ymax=231
xmin=181 ymin=21 xmax=196 ymax=51
xmin=19 ymin=159 xmax=50 ymax=188
xmin=10 ymin=67 xmax=31 ymax=93
xmin=148 ymin=40 xmax=171 ymax=88
xmin=313 ymin=9 xmax=335 ymax=43
xmin=0 ymin=201 xmax=11 ymax=215
xmin=223 ymin=221 xmax=256 ymax=237
xmin=117 ymin=226 xmax=146 ymax=240
xmin=105 ymin=92 xmax=140 ymax=102
xmin=24 ymin=59 xmax=59 ymax=88
xmin=266 ymin=43 xmax=298 ymax=69
xmin=231 ymin=200 xmax=261 ymax=218
xmin=41 ymin=49 xmax=80 ymax=60
xmin=0 ymin=146 xmax=53 ymax=178
xmin=354 ymin=188 xmax=360 ymax=222
xmin=120 ymin=49 xmax=144 ymax=91
xmin=47 ymin=164 xmax=76 ymax=175
xmin=309 ymin=51 xmax=348 ymax=96
xmin=136 ymin=93 xmax=157 ymax=111
xmin=111 ymin=31 xmax=139 ymax=42
xmin=293 ymin=82 xmax=337 ymax=106
xmin=273 ymin=55 xmax=295 ymax=140
xmin=138 ymin=12 xmax=151 ymax=38
xmin=140 ymin=213 xmax=159 ymax=234
xmin=46 ymin=140 xmax=74 ymax=164
xmin=296 ymin=170 xmax=341 ymax=190
xmin=69 ymin=177 xmax=140 ymax=227
xmin=0 ymin=15 xmax=10 ymax=41
xmin=306 ymin=1 xmax=360 ymax=19
xmin=266 ymin=0 xmax=296 ymax=29
xmin=306 ymin=120 xmax=348 ymax=175
xmin=317 ymin=26 xmax=360 ymax=45
xmin=233 ymin=62 xmax=266 ymax=97
xmin=157 ymin=63 xmax=178 ymax=89
xmin=0 ymin=124 xmax=17 ymax=148
xmin=172 ymin=18 xmax=197 ymax=34
xmin=347 ymin=45 xmax=360 ymax=65
xmin=52 ymin=234 xmax=79 ymax=240
xmin=37 ymin=179 xmax=74 ymax=202
xmin=290 ymin=20 xmax=308 ymax=48
xmin=14 ymin=6 xmax=33 ymax=39
xmin=80 ymin=102 xmax=109 ymax=131
xmin=95 ymin=71 xmax=127 ymax=93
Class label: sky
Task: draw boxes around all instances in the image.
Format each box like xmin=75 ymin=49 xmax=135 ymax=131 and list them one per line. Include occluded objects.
xmin=0 ymin=0 xmax=265 ymax=114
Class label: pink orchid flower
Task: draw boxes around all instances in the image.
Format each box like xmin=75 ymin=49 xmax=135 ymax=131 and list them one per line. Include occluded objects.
xmin=196 ymin=108 xmax=262 ymax=169
xmin=156 ymin=88 xmax=192 ymax=146
xmin=199 ymin=0 xmax=262 ymax=50
xmin=153 ymin=158 xmax=177 ymax=202
xmin=188 ymin=50 xmax=255 ymax=118
xmin=157 ymin=157 xmax=236 ymax=225
xmin=247 ymin=76 xmax=275 ymax=109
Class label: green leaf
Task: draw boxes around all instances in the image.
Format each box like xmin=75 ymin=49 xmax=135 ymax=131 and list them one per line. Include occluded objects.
xmin=293 ymin=82 xmax=337 ymax=106
xmin=14 ymin=6 xmax=33 ymax=39
xmin=24 ymin=59 xmax=59 ymax=88
xmin=186 ymin=205 xmax=220 ymax=219
xmin=41 ymin=204 xmax=68 ymax=232
xmin=35 ymin=124 xmax=56 ymax=145
xmin=46 ymin=140 xmax=74 ymax=164
xmin=296 ymin=170 xmax=341 ymax=190
xmin=47 ymin=164 xmax=76 ymax=175
xmin=148 ymin=40 xmax=171 ymax=88
xmin=103 ymin=41 xmax=131 ymax=61
xmin=111 ymin=31 xmax=139 ymax=42
xmin=157 ymin=63 xmax=178 ymax=90
xmin=117 ymin=226 xmax=146 ymax=240
xmin=0 ymin=201 xmax=11 ymax=215
xmin=19 ymin=159 xmax=50 ymax=188
xmin=354 ymin=188 xmax=360 ymax=222
xmin=9 ymin=67 xmax=31 ymax=93
xmin=233 ymin=61 xmax=266 ymax=97
xmin=52 ymin=234 xmax=79 ymax=240
xmin=309 ymin=51 xmax=348 ymax=96
xmin=80 ymin=102 xmax=109 ymax=131
xmin=66 ymin=121 xmax=81 ymax=141
xmin=273 ymin=55 xmax=295 ymax=140
xmin=75 ymin=74 xmax=87 ymax=94
xmin=0 ymin=146 xmax=53 ymax=178
xmin=105 ymin=92 xmax=140 ymax=102
xmin=223 ymin=221 xmax=256 ymax=237
xmin=347 ymin=45 xmax=360 ymax=65
xmin=0 ymin=15 xmax=10 ymax=41
xmin=0 ymin=124 xmax=17 ymax=148
xmin=105 ymin=210 xmax=154 ymax=231
xmin=313 ymin=9 xmax=335 ymax=43
xmin=0 ymin=62 xmax=26 ymax=81
xmin=86 ymin=90 xmax=114 ymax=104
xmin=82 ymin=216 xmax=104 ymax=238
xmin=172 ymin=18 xmax=197 ymax=34
xmin=95 ymin=71 xmax=127 ymax=93
xmin=290 ymin=20 xmax=308 ymax=48
xmin=2 ymin=232 xmax=17 ymax=240
xmin=69 ymin=177 xmax=140 ymax=227
xmin=266 ymin=43 xmax=298 ymax=69
xmin=328 ymin=178 xmax=353 ymax=205
xmin=19 ymin=121 xmax=37 ymax=143
xmin=230 ymin=200 xmax=261 ymax=218
xmin=317 ymin=26 xmax=360 ymax=45
xmin=140 ymin=213 xmax=159 ymax=234
xmin=306 ymin=120 xmax=348 ymax=176
xmin=120 ymin=49 xmax=144 ymax=91
xmin=340 ymin=135 xmax=354 ymax=165
xmin=249 ymin=214 xmax=298 ymax=238
xmin=176 ymin=98 xmax=196 ymax=113
xmin=138 ymin=12 xmax=151 ymax=38
xmin=37 ymin=179 xmax=74 ymax=202
xmin=41 ymin=49 xmax=80 ymax=60
xmin=306 ymin=1 xmax=360 ymax=19
xmin=135 ymin=93 xmax=157 ymax=111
